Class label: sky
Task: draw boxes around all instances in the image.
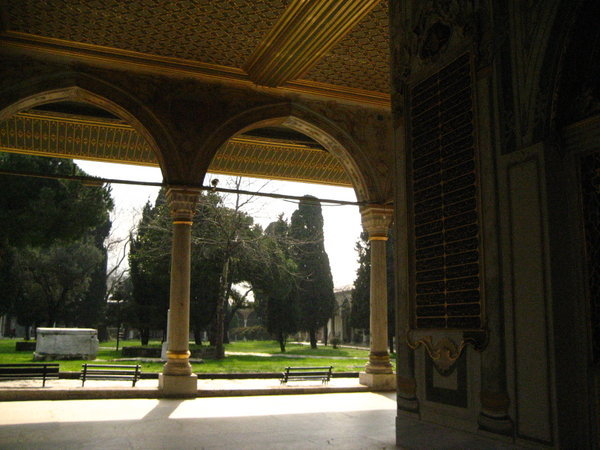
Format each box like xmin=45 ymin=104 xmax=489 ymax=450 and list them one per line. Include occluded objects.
xmin=74 ymin=160 xmax=363 ymax=289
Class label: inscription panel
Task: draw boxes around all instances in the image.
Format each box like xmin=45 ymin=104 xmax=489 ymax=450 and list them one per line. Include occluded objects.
xmin=409 ymin=54 xmax=482 ymax=330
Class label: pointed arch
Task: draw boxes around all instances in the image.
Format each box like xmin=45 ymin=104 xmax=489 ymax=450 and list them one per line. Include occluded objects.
xmin=0 ymin=72 xmax=179 ymax=181
xmin=193 ymin=102 xmax=379 ymax=202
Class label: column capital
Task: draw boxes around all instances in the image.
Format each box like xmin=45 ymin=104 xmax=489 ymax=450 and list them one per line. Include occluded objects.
xmin=166 ymin=187 xmax=200 ymax=222
xmin=360 ymin=205 xmax=393 ymax=239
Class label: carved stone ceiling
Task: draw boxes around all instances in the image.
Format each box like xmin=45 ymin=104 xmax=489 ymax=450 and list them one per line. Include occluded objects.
xmin=1 ymin=0 xmax=390 ymax=103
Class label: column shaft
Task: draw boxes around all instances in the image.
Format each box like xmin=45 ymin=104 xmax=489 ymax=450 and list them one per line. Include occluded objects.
xmin=159 ymin=187 xmax=200 ymax=396
xmin=163 ymin=220 xmax=193 ymax=376
xmin=359 ymin=206 xmax=395 ymax=389
xmin=366 ymin=236 xmax=392 ymax=373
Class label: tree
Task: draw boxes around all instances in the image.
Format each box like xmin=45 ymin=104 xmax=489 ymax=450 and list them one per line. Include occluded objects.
xmin=74 ymin=219 xmax=111 ymax=331
xmin=0 ymin=153 xmax=113 ymax=249
xmin=252 ymin=216 xmax=299 ymax=352
xmin=289 ymin=195 xmax=336 ymax=349
xmin=127 ymin=183 xmax=264 ymax=351
xmin=13 ymin=239 xmax=103 ymax=328
xmin=128 ymin=192 xmax=171 ymax=345
xmin=350 ymin=232 xmax=370 ymax=332
xmin=108 ymin=274 xmax=134 ymax=348
xmin=189 ymin=191 xmax=227 ymax=346
xmin=350 ymin=232 xmax=396 ymax=352
xmin=203 ymin=180 xmax=264 ymax=358
xmin=0 ymin=154 xmax=113 ymax=329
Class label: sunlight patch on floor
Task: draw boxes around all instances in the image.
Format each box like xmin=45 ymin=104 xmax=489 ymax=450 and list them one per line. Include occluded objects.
xmin=170 ymin=392 xmax=396 ymax=419
xmin=0 ymin=399 xmax=161 ymax=424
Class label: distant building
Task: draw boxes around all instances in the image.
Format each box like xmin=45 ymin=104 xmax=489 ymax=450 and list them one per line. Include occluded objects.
xmin=327 ymin=285 xmax=353 ymax=343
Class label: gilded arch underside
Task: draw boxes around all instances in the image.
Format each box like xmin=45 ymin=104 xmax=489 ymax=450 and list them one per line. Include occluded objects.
xmin=0 ymin=108 xmax=356 ymax=188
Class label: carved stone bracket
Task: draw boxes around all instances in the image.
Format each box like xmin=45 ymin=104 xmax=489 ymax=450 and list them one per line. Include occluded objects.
xmin=406 ymin=329 xmax=488 ymax=375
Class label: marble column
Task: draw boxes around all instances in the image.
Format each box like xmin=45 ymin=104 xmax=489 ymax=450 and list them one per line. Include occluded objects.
xmin=159 ymin=187 xmax=200 ymax=397
xmin=359 ymin=206 xmax=396 ymax=390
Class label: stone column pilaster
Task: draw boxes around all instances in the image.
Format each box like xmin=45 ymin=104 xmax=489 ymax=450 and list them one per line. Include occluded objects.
xmin=359 ymin=205 xmax=395 ymax=390
xmin=158 ymin=187 xmax=200 ymax=397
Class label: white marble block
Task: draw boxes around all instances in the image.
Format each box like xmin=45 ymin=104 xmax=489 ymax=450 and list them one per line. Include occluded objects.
xmin=34 ymin=327 xmax=99 ymax=361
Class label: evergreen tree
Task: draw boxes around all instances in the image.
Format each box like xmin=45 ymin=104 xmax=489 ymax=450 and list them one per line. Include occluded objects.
xmin=0 ymin=154 xmax=113 ymax=328
xmin=14 ymin=239 xmax=103 ymax=328
xmin=350 ymin=232 xmax=370 ymax=332
xmin=0 ymin=153 xmax=113 ymax=248
xmin=128 ymin=191 xmax=171 ymax=345
xmin=289 ymin=195 xmax=335 ymax=349
xmin=350 ymin=232 xmax=396 ymax=352
xmin=190 ymin=191 xmax=226 ymax=345
xmin=252 ymin=215 xmax=299 ymax=352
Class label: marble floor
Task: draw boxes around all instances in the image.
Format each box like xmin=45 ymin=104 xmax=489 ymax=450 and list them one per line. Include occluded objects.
xmin=0 ymin=392 xmax=520 ymax=449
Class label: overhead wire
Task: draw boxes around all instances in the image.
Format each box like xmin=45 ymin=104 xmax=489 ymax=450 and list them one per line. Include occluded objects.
xmin=0 ymin=168 xmax=388 ymax=208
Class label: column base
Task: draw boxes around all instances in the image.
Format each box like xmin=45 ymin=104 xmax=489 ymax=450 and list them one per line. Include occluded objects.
xmin=478 ymin=390 xmax=513 ymax=436
xmin=478 ymin=412 xmax=514 ymax=436
xmin=397 ymin=396 xmax=420 ymax=414
xmin=359 ymin=372 xmax=396 ymax=390
xmin=158 ymin=373 xmax=198 ymax=397
xmin=397 ymin=375 xmax=419 ymax=413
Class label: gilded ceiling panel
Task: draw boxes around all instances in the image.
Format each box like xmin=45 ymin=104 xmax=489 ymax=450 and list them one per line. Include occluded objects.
xmin=302 ymin=0 xmax=389 ymax=93
xmin=3 ymin=0 xmax=288 ymax=68
xmin=0 ymin=111 xmax=350 ymax=186
xmin=3 ymin=0 xmax=390 ymax=96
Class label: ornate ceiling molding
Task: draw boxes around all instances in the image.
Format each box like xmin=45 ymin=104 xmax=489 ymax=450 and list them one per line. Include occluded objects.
xmin=243 ymin=0 xmax=382 ymax=87
xmin=0 ymin=110 xmax=351 ymax=187
xmin=0 ymin=31 xmax=389 ymax=108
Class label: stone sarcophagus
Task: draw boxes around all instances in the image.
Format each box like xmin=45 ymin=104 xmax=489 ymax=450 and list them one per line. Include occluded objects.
xmin=34 ymin=328 xmax=99 ymax=361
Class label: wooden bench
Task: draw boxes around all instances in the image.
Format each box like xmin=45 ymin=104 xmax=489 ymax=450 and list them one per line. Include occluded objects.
xmin=281 ymin=366 xmax=333 ymax=385
xmin=0 ymin=363 xmax=59 ymax=387
xmin=81 ymin=364 xmax=141 ymax=387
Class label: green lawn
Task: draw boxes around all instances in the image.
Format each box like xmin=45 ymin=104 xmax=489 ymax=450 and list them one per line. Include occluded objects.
xmin=224 ymin=340 xmax=370 ymax=358
xmin=0 ymin=339 xmax=371 ymax=373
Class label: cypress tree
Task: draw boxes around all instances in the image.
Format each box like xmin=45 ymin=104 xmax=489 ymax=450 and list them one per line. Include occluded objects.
xmin=289 ymin=195 xmax=335 ymax=349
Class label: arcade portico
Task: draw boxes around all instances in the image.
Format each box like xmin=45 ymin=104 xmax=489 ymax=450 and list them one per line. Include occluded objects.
xmin=1 ymin=0 xmax=598 ymax=447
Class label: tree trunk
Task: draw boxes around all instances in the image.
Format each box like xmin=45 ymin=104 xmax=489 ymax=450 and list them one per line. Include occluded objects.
xmin=323 ymin=323 xmax=329 ymax=346
xmin=309 ymin=328 xmax=317 ymax=349
xmin=215 ymin=297 xmax=225 ymax=358
xmin=47 ymin=302 xmax=57 ymax=328
xmin=194 ymin=329 xmax=203 ymax=345
xmin=97 ymin=325 xmax=109 ymax=342
xmin=140 ymin=328 xmax=150 ymax=346
xmin=215 ymin=259 xmax=229 ymax=359
xmin=278 ymin=331 xmax=286 ymax=352
xmin=223 ymin=305 xmax=231 ymax=345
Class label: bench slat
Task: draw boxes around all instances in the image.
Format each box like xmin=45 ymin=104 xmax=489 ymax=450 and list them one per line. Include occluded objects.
xmin=0 ymin=363 xmax=60 ymax=387
xmin=0 ymin=364 xmax=59 ymax=368
xmin=81 ymin=363 xmax=141 ymax=387
xmin=281 ymin=366 xmax=333 ymax=385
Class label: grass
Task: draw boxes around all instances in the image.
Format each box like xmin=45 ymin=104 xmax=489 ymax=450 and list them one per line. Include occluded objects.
xmin=224 ymin=340 xmax=370 ymax=358
xmin=0 ymin=339 xmax=370 ymax=374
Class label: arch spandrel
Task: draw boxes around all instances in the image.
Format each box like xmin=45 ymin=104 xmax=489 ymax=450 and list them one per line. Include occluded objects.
xmin=0 ymin=68 xmax=183 ymax=184
xmin=194 ymin=101 xmax=388 ymax=204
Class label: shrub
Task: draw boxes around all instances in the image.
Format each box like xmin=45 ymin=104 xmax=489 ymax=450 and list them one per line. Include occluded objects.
xmin=229 ymin=325 xmax=270 ymax=341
